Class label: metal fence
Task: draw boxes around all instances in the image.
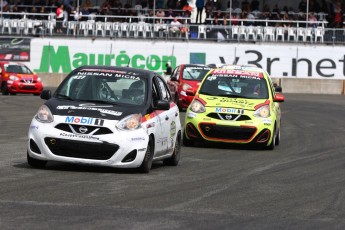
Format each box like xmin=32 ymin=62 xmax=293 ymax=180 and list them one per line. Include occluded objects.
xmin=1 ymin=12 xmax=345 ymax=45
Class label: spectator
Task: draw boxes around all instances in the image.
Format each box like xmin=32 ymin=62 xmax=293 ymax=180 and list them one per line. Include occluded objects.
xmin=182 ymin=2 xmax=193 ymax=18
xmin=165 ymin=63 xmax=172 ymax=75
xmin=56 ymin=4 xmax=64 ymax=33
xmin=330 ymin=0 xmax=343 ymax=28
xmin=73 ymin=6 xmax=82 ymax=21
xmin=180 ymin=20 xmax=189 ymax=38
xmin=205 ymin=0 xmax=214 ymax=22
xmin=156 ymin=8 xmax=165 ymax=18
xmin=195 ymin=0 xmax=205 ymax=24
xmin=308 ymin=12 xmax=318 ymax=28
xmin=166 ymin=8 xmax=176 ymax=18
xmin=170 ymin=17 xmax=181 ymax=36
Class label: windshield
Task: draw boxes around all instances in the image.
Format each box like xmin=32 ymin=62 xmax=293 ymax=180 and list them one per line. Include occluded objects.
xmin=55 ymin=69 xmax=148 ymax=106
xmin=4 ymin=64 xmax=33 ymax=74
xmin=182 ymin=66 xmax=211 ymax=81
xmin=199 ymin=69 xmax=269 ymax=99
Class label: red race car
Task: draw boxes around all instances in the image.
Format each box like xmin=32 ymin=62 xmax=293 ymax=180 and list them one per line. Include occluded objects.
xmin=167 ymin=64 xmax=212 ymax=110
xmin=0 ymin=62 xmax=43 ymax=96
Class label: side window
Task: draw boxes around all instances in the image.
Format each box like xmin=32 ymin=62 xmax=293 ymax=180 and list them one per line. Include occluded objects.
xmin=174 ymin=66 xmax=181 ymax=81
xmin=155 ymin=76 xmax=172 ymax=101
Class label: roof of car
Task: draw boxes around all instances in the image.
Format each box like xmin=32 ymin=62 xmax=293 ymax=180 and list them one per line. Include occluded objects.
xmin=181 ymin=64 xmax=211 ymax=68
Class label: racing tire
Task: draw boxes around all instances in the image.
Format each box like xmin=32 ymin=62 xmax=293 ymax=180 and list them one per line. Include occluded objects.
xmin=27 ymin=152 xmax=47 ymax=168
xmin=139 ymin=138 xmax=154 ymax=173
xmin=1 ymin=83 xmax=9 ymax=95
xmin=163 ymin=133 xmax=181 ymax=166
xmin=175 ymin=94 xmax=182 ymax=111
xmin=275 ymin=127 xmax=281 ymax=146
xmin=182 ymin=131 xmax=194 ymax=147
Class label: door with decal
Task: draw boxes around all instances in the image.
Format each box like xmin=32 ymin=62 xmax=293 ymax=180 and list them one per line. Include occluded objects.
xmin=153 ymin=76 xmax=176 ymax=157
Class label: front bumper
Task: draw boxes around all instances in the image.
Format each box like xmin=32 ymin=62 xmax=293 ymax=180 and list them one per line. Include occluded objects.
xmin=184 ymin=111 xmax=275 ymax=146
xmin=7 ymin=80 xmax=43 ymax=94
xmin=27 ymin=117 xmax=149 ymax=168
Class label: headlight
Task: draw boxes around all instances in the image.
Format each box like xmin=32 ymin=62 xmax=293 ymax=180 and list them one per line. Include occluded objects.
xmin=116 ymin=114 xmax=142 ymax=131
xmin=35 ymin=105 xmax=54 ymax=123
xmin=182 ymin=83 xmax=192 ymax=91
xmin=9 ymin=75 xmax=19 ymax=81
xmin=37 ymin=77 xmax=42 ymax=82
xmin=254 ymin=105 xmax=270 ymax=118
xmin=189 ymin=99 xmax=205 ymax=113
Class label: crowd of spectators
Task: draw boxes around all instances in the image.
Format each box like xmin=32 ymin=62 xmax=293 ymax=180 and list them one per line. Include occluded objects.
xmin=0 ymin=0 xmax=344 ymax=28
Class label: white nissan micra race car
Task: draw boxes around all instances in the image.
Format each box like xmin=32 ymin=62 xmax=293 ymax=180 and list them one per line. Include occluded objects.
xmin=27 ymin=66 xmax=182 ymax=173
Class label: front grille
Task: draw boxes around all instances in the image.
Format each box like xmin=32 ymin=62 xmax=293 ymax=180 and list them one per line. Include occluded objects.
xmin=20 ymin=79 xmax=37 ymax=83
xmin=22 ymin=85 xmax=36 ymax=90
xmin=207 ymin=113 xmax=251 ymax=121
xmin=55 ymin=124 xmax=113 ymax=135
xmin=44 ymin=138 xmax=119 ymax=160
xmin=199 ymin=123 xmax=256 ymax=141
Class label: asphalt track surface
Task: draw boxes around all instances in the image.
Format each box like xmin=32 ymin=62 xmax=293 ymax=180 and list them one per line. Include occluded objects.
xmin=1 ymin=92 xmax=345 ymax=230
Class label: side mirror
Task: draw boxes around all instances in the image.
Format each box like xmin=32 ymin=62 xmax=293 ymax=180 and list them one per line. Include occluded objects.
xmin=275 ymin=86 xmax=282 ymax=93
xmin=40 ymin=89 xmax=51 ymax=100
xmin=273 ymin=93 xmax=285 ymax=102
xmin=186 ymin=88 xmax=196 ymax=96
xmin=154 ymin=100 xmax=170 ymax=110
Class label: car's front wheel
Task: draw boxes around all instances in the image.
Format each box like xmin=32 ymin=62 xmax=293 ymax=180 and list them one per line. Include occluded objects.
xmin=275 ymin=127 xmax=281 ymax=146
xmin=182 ymin=131 xmax=194 ymax=147
xmin=163 ymin=132 xmax=181 ymax=166
xmin=139 ymin=138 xmax=154 ymax=173
xmin=27 ymin=152 xmax=47 ymax=168
xmin=1 ymin=82 xmax=9 ymax=95
xmin=267 ymin=127 xmax=276 ymax=150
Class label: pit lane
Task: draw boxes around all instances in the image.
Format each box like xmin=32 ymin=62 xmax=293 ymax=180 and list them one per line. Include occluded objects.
xmin=1 ymin=93 xmax=345 ymax=229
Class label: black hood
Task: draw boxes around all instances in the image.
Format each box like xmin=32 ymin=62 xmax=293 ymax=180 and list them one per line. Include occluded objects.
xmin=46 ymin=98 xmax=144 ymax=120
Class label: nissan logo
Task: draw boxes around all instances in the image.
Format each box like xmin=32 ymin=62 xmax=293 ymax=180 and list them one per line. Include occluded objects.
xmin=225 ymin=114 xmax=232 ymax=120
xmin=79 ymin=126 xmax=88 ymax=133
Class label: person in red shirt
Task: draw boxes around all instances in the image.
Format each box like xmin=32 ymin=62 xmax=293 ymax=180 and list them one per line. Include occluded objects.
xmin=56 ymin=4 xmax=64 ymax=33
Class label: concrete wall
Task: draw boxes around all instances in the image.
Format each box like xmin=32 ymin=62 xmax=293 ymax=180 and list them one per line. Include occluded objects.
xmin=39 ymin=74 xmax=345 ymax=95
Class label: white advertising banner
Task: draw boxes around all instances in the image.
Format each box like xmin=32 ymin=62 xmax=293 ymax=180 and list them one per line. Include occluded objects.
xmin=28 ymin=38 xmax=345 ymax=79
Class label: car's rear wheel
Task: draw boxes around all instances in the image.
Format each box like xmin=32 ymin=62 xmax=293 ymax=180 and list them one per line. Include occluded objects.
xmin=27 ymin=152 xmax=47 ymax=168
xmin=1 ymin=82 xmax=9 ymax=95
xmin=139 ymin=138 xmax=153 ymax=173
xmin=163 ymin=132 xmax=181 ymax=166
xmin=182 ymin=131 xmax=194 ymax=147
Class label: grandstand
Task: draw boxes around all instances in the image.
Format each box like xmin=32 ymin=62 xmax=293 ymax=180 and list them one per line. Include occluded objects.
xmin=0 ymin=0 xmax=344 ymax=44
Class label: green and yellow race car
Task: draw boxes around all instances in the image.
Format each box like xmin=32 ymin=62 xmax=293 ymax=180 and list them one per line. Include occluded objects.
xmin=183 ymin=65 xmax=285 ymax=150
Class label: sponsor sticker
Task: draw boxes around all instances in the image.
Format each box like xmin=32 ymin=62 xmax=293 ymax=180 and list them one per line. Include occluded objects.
xmin=57 ymin=105 xmax=122 ymax=116
xmin=65 ymin=116 xmax=105 ymax=126
xmin=215 ymin=107 xmax=244 ymax=114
